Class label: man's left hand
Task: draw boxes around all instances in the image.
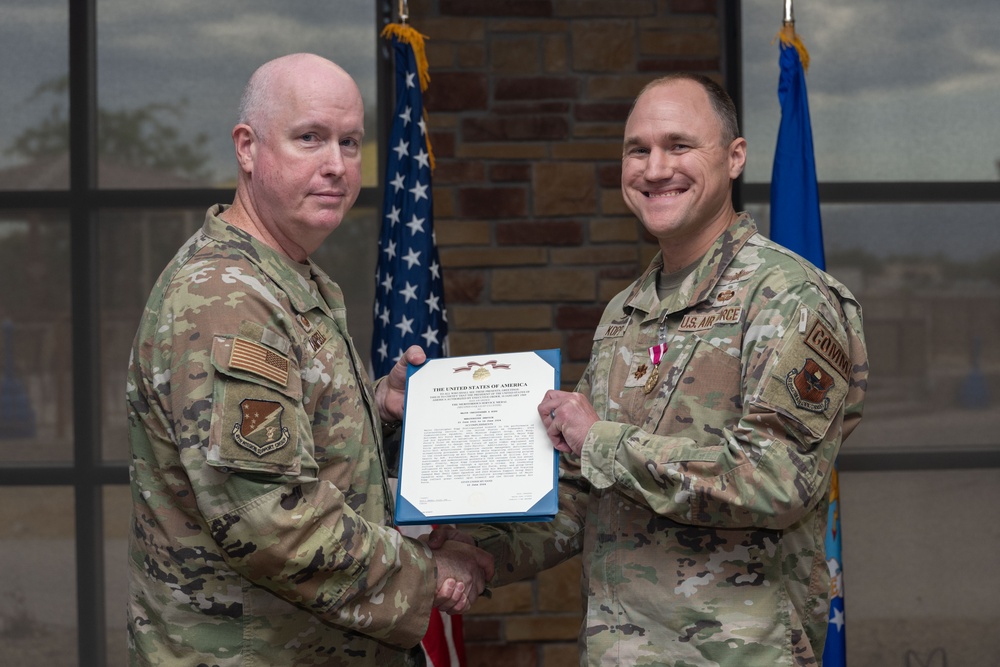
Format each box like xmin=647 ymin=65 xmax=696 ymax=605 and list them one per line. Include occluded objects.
xmin=538 ymin=389 xmax=599 ymax=457
xmin=377 ymin=345 xmax=425 ymax=423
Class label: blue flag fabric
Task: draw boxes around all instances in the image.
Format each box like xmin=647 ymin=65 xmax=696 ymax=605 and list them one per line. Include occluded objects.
xmin=770 ymin=39 xmax=825 ymax=271
xmin=769 ymin=36 xmax=845 ymax=666
xmin=372 ymin=35 xmax=448 ymax=377
xmin=824 ymin=469 xmax=846 ymax=666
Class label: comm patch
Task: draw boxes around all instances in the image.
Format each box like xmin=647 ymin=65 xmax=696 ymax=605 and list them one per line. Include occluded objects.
xmin=233 ymin=398 xmax=291 ymax=456
xmin=804 ymin=319 xmax=850 ymax=380
xmin=229 ymin=337 xmax=289 ymax=386
xmin=757 ymin=310 xmax=850 ymax=440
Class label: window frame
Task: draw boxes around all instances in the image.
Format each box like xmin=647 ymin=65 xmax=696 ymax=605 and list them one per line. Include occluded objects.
xmin=0 ymin=1 xmax=392 ymax=663
xmin=723 ymin=1 xmax=1000 ymax=473
xmin=2 ymin=2 xmax=998 ymax=664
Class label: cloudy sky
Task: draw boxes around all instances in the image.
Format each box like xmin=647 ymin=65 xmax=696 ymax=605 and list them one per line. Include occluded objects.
xmin=1 ymin=0 xmax=996 ymax=259
xmin=0 ymin=0 xmax=378 ymax=185
xmin=741 ymin=0 xmax=1000 ymax=183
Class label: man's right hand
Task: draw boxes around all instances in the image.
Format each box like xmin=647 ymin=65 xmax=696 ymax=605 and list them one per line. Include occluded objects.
xmin=430 ymin=538 xmax=494 ymax=614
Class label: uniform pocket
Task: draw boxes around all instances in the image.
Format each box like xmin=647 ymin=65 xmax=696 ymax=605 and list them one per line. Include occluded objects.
xmin=207 ymin=335 xmax=304 ymax=476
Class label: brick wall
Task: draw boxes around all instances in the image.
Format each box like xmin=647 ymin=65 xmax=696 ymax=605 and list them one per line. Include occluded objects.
xmin=410 ymin=1 xmax=725 ymax=665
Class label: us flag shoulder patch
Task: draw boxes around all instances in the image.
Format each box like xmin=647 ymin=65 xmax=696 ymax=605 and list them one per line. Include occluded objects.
xmin=229 ymin=337 xmax=289 ymax=386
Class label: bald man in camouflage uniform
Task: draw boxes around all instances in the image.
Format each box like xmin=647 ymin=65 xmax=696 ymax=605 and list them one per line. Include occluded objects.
xmin=126 ymin=53 xmax=491 ymax=666
xmin=435 ymin=74 xmax=867 ymax=666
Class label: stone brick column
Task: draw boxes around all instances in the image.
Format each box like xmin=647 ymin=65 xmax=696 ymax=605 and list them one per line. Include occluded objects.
xmin=406 ymin=2 xmax=724 ymax=665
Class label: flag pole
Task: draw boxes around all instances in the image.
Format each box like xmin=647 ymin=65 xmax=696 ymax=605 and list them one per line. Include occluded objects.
xmin=375 ymin=6 xmax=457 ymax=663
xmin=770 ymin=5 xmax=845 ymax=664
xmin=777 ymin=0 xmax=809 ymax=72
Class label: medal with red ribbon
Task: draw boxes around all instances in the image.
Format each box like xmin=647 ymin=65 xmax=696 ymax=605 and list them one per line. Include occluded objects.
xmin=643 ymin=342 xmax=668 ymax=394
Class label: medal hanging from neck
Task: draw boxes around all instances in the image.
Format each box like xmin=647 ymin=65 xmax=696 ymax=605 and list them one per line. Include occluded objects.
xmin=643 ymin=342 xmax=667 ymax=394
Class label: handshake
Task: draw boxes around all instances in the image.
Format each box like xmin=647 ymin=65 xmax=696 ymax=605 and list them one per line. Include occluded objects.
xmin=425 ymin=526 xmax=494 ymax=614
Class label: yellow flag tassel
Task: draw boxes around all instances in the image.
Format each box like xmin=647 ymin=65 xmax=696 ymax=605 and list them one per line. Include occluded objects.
xmin=381 ymin=22 xmax=434 ymax=170
xmin=777 ymin=22 xmax=811 ymax=72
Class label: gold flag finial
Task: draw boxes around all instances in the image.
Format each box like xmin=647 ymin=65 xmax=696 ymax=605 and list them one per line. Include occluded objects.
xmin=381 ymin=8 xmax=435 ymax=170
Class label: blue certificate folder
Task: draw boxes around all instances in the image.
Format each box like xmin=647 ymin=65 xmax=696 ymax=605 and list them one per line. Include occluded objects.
xmin=394 ymin=349 xmax=561 ymax=526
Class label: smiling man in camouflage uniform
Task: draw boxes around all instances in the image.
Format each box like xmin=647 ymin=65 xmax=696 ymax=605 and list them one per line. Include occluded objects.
xmin=435 ymin=73 xmax=867 ymax=666
xmin=126 ymin=53 xmax=492 ymax=667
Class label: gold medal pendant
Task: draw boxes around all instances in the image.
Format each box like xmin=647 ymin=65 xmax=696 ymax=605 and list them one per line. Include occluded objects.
xmin=643 ymin=364 xmax=659 ymax=394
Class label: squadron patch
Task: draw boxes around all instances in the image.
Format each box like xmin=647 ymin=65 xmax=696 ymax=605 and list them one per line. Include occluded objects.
xmin=785 ymin=358 xmax=835 ymax=413
xmin=233 ymin=398 xmax=291 ymax=457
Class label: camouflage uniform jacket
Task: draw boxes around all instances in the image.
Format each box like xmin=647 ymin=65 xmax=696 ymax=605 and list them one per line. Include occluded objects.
xmin=126 ymin=205 xmax=434 ymax=666
xmin=472 ymin=214 xmax=867 ymax=667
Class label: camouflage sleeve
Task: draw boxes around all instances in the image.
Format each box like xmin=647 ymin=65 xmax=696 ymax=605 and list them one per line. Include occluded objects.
xmin=205 ymin=474 xmax=434 ymax=645
xmin=468 ymin=466 xmax=588 ymax=587
xmin=161 ymin=276 xmax=434 ymax=646
xmin=579 ymin=276 xmax=863 ymax=531
xmin=465 ymin=368 xmax=595 ymax=586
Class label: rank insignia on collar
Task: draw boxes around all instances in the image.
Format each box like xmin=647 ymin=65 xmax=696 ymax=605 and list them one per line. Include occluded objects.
xmin=309 ymin=330 xmax=328 ymax=352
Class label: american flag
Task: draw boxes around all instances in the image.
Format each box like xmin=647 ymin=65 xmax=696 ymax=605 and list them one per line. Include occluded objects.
xmin=372 ymin=29 xmax=448 ymax=377
xmin=375 ymin=24 xmax=463 ymax=667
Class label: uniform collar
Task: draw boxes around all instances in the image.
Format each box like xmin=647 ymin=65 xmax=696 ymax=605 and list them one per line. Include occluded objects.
xmin=624 ymin=213 xmax=758 ymax=321
xmin=202 ymin=204 xmax=334 ymax=317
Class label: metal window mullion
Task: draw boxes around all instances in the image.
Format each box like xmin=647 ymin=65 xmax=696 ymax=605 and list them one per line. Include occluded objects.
xmin=69 ymin=0 xmax=106 ymax=664
xmin=742 ymin=181 xmax=1000 ymax=204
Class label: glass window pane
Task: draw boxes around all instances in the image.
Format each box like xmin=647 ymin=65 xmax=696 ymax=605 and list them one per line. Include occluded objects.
xmin=841 ymin=469 xmax=1000 ymax=663
xmin=99 ymin=208 xmax=204 ymax=461
xmin=0 ymin=212 xmax=73 ymax=461
xmin=100 ymin=205 xmax=380 ymax=460
xmin=748 ymin=202 xmax=1000 ymax=452
xmin=96 ymin=0 xmax=379 ymax=188
xmin=741 ymin=0 xmax=1000 ymax=182
xmin=0 ymin=486 xmax=77 ymax=665
xmin=104 ymin=485 xmax=129 ymax=667
xmin=0 ymin=0 xmax=69 ymax=191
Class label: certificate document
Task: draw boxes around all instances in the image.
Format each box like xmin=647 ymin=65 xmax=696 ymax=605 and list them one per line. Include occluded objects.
xmin=394 ymin=349 xmax=560 ymax=525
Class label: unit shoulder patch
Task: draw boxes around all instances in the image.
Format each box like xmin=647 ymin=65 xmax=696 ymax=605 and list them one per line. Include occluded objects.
xmin=212 ymin=382 xmax=300 ymax=474
xmin=233 ymin=398 xmax=291 ymax=456
xmin=756 ymin=312 xmax=850 ymax=440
